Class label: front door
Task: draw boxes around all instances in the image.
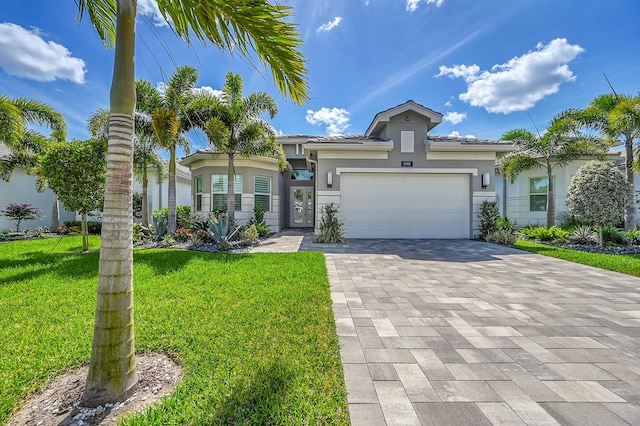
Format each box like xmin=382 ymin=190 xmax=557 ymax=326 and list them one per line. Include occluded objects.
xmin=289 ymin=186 xmax=314 ymax=227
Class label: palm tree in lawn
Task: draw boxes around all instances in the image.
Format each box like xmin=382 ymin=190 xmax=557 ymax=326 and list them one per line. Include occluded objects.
xmin=89 ymin=107 xmax=165 ymax=227
xmin=76 ymin=0 xmax=307 ymax=407
xmin=0 ymin=95 xmax=67 ymax=228
xmin=196 ymin=72 xmax=286 ymax=221
xmin=579 ymin=94 xmax=640 ymax=230
xmin=499 ymin=110 xmax=607 ymax=227
xmin=135 ymin=73 xmax=198 ymax=232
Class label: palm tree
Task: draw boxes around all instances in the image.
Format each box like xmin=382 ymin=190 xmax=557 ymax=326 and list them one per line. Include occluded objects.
xmin=136 ymin=72 xmax=198 ymax=232
xmin=0 ymin=95 xmax=67 ymax=228
xmin=89 ymin=107 xmax=164 ymax=227
xmin=196 ymin=72 xmax=286 ymax=221
xmin=76 ymin=0 xmax=308 ymax=407
xmin=579 ymin=94 xmax=640 ymax=230
xmin=499 ymin=110 xmax=607 ymax=227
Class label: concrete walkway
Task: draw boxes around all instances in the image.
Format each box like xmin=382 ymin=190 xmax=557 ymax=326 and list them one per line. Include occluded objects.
xmin=252 ymin=232 xmax=640 ymax=425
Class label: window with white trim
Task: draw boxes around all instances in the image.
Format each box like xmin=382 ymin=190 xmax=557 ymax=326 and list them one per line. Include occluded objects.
xmin=254 ymin=176 xmax=271 ymax=212
xmin=195 ymin=176 xmax=203 ymax=212
xmin=211 ymin=174 xmax=242 ymax=211
xmin=529 ymin=177 xmax=548 ymax=211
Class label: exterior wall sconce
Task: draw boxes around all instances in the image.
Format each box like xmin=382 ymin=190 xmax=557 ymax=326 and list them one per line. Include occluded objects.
xmin=481 ymin=172 xmax=491 ymax=188
xmin=327 ymin=171 xmax=333 ymax=187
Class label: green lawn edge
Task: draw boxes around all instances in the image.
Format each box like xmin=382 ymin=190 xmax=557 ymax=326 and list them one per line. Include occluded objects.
xmin=0 ymin=236 xmax=349 ymax=425
xmin=514 ymin=239 xmax=640 ymax=277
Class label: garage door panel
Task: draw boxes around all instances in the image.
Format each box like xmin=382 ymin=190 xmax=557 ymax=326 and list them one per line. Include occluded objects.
xmin=340 ymin=173 xmax=470 ymax=239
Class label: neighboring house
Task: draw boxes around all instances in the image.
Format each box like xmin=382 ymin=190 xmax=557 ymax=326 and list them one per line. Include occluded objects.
xmin=495 ymin=154 xmax=625 ymax=227
xmin=133 ymin=161 xmax=192 ymax=216
xmin=181 ymin=100 xmax=514 ymax=238
xmin=0 ymin=143 xmax=75 ymax=230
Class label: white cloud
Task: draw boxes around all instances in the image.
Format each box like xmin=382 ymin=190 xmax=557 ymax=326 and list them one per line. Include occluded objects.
xmin=443 ymin=111 xmax=466 ymax=124
xmin=306 ymin=107 xmax=350 ymax=135
xmin=445 ymin=101 xmax=452 ymax=107
xmin=317 ymin=17 xmax=342 ymax=33
xmin=138 ymin=0 xmax=167 ymax=26
xmin=157 ymin=81 xmax=222 ymax=98
xmin=436 ymin=38 xmax=584 ymax=114
xmin=406 ymin=0 xmax=445 ymax=12
xmin=448 ymin=131 xmax=476 ymax=138
xmin=0 ymin=23 xmax=85 ymax=83
xmin=191 ymin=86 xmax=222 ymax=98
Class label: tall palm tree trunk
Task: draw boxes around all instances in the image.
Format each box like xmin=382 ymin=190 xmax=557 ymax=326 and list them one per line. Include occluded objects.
xmin=625 ymin=136 xmax=637 ymax=230
xmin=546 ymin=164 xmax=555 ymax=227
xmin=227 ymin=154 xmax=236 ymax=221
xmin=83 ymin=0 xmax=138 ymax=407
xmin=168 ymin=145 xmax=177 ymax=232
xmin=142 ymin=167 xmax=149 ymax=226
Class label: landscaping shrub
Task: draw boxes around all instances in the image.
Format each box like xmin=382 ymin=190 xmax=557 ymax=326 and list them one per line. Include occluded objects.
xmin=314 ymin=203 xmax=345 ymax=243
xmin=485 ymin=229 xmax=517 ymax=246
xmin=248 ymin=206 xmax=270 ymax=237
xmin=64 ymin=221 xmax=102 ymax=235
xmin=241 ymin=224 xmax=260 ymax=242
xmin=568 ymin=225 xmax=597 ymax=244
xmin=518 ymin=225 xmax=569 ymax=243
xmin=496 ymin=217 xmax=516 ymax=232
xmin=479 ymin=200 xmax=499 ymax=240
xmin=1 ymin=203 xmax=43 ymax=233
xmin=603 ymin=226 xmax=627 ymax=245
xmin=626 ymin=228 xmax=640 ymax=245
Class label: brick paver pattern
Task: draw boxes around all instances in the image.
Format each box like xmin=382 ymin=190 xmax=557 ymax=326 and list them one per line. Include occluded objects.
xmin=256 ymin=234 xmax=640 ymax=425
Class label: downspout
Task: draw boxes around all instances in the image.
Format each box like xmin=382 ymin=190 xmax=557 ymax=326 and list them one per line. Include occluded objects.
xmin=306 ymin=152 xmax=318 ymax=232
xmin=502 ymin=174 xmax=507 ymax=219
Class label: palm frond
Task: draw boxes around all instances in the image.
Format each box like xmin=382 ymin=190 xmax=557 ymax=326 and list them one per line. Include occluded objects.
xmin=0 ymin=95 xmax=25 ymax=147
xmin=75 ymin=0 xmax=117 ymax=48
xmin=12 ymin=98 xmax=66 ymax=142
xmin=498 ymin=152 xmax=543 ymax=183
xmin=156 ymin=0 xmax=308 ymax=105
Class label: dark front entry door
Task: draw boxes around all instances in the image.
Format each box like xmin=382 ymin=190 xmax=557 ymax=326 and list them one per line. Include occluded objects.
xmin=290 ymin=186 xmax=314 ymax=227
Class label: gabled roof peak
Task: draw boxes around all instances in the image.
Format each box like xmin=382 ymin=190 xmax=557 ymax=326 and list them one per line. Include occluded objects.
xmin=365 ymin=100 xmax=443 ymax=136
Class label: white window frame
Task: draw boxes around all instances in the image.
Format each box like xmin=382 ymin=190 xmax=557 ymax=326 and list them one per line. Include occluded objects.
xmin=529 ymin=177 xmax=548 ymax=212
xmin=211 ymin=174 xmax=242 ymax=211
xmin=254 ymin=176 xmax=271 ymax=212
xmin=195 ymin=176 xmax=203 ymax=212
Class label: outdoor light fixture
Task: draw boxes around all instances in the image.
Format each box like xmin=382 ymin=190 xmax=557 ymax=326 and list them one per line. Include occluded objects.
xmin=482 ymin=172 xmax=491 ymax=188
xmin=327 ymin=171 xmax=333 ymax=187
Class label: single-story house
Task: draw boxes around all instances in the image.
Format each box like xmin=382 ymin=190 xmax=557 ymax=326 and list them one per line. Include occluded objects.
xmin=495 ymin=154 xmax=625 ymax=227
xmin=132 ymin=161 xmax=192 ymax=216
xmin=0 ymin=142 xmax=191 ymax=230
xmin=181 ymin=100 xmax=514 ymax=239
xmin=0 ymin=142 xmax=75 ymax=230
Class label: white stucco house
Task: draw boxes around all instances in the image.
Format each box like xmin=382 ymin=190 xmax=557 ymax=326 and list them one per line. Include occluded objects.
xmin=495 ymin=153 xmax=631 ymax=227
xmin=1 ymin=143 xmax=192 ymax=230
xmin=0 ymin=143 xmax=76 ymax=230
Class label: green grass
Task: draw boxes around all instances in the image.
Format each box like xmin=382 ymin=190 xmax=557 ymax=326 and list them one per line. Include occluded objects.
xmin=514 ymin=239 xmax=640 ymax=277
xmin=0 ymin=237 xmax=348 ymax=425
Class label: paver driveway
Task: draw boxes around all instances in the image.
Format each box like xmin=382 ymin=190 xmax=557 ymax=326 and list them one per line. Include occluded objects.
xmin=299 ymin=238 xmax=640 ymax=425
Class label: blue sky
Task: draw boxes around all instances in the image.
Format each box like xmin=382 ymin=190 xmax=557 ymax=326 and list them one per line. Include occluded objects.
xmin=1 ymin=0 xmax=639 ymax=155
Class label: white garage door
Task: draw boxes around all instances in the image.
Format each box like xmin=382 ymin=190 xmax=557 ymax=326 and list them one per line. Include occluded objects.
xmin=340 ymin=173 xmax=470 ymax=239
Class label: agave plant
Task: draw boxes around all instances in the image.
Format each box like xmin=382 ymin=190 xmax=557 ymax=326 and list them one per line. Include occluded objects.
xmin=208 ymin=213 xmax=240 ymax=249
xmin=568 ymin=225 xmax=597 ymax=244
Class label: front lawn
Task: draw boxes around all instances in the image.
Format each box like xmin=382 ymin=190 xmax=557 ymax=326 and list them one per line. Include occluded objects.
xmin=514 ymin=239 xmax=640 ymax=277
xmin=0 ymin=237 xmax=348 ymax=424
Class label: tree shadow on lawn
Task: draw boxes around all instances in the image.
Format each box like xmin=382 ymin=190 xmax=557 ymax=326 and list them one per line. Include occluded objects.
xmin=0 ymin=250 xmax=100 ymax=286
xmin=212 ymin=362 xmax=295 ymax=424
xmin=133 ymin=249 xmax=252 ymax=276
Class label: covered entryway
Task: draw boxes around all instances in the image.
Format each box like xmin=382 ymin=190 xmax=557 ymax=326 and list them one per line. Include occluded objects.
xmin=339 ymin=172 xmax=471 ymax=238
xmin=289 ymin=186 xmax=314 ymax=227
